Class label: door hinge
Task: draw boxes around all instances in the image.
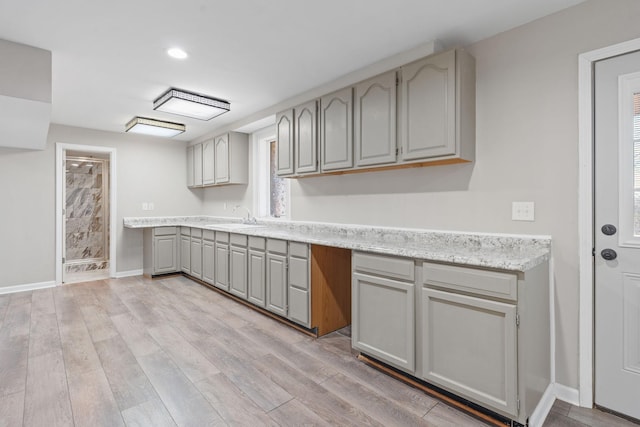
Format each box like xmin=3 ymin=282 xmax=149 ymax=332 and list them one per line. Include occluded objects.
xmin=516 ymin=313 xmax=520 ymax=328
xmin=592 ymin=247 xmax=596 ymax=257
xmin=395 ymin=147 xmax=399 ymax=156
xmin=396 ymin=75 xmax=400 ymax=86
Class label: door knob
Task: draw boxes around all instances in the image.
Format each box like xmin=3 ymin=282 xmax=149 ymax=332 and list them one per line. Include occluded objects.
xmin=601 ymin=248 xmax=617 ymax=260
xmin=601 ymin=224 xmax=617 ymax=235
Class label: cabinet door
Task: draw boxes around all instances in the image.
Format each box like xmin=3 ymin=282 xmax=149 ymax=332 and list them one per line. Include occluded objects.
xmin=186 ymin=145 xmax=194 ymax=187
xmin=180 ymin=235 xmax=191 ymax=274
xmin=276 ymin=109 xmax=294 ymax=176
xmin=400 ymin=50 xmax=456 ymax=161
xmin=202 ymin=139 xmax=215 ymax=185
xmin=354 ymin=70 xmax=397 ymax=167
xmin=420 ymin=287 xmax=518 ymax=417
xmin=202 ymin=239 xmax=215 ymax=285
xmin=214 ymin=133 xmax=230 ymax=184
xmin=248 ymin=249 xmax=266 ymax=307
xmin=214 ymin=242 xmax=229 ymax=291
xmin=288 ymin=253 xmax=310 ymax=327
xmin=193 ymin=143 xmax=203 ymax=187
xmin=229 ymin=246 xmax=248 ymax=299
xmin=190 ymin=238 xmax=202 ymax=279
xmin=153 ymin=235 xmax=178 ymax=274
xmin=266 ymin=252 xmax=287 ymax=317
xmin=320 ymin=87 xmax=353 ymax=171
xmin=352 ymin=272 xmax=414 ymax=372
xmin=294 ymin=100 xmax=318 ymax=174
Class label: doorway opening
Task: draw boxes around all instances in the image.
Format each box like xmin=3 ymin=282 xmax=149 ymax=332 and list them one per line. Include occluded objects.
xmin=55 ymin=143 xmax=117 ymax=285
xmin=63 ymin=152 xmax=110 ymax=283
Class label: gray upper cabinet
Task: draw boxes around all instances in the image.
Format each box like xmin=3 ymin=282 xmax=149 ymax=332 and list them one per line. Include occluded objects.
xmin=320 ymin=87 xmax=353 ymax=171
xmin=214 ymin=133 xmax=230 ymax=184
xmin=202 ymin=139 xmax=215 ymax=185
xmin=399 ymin=49 xmax=475 ymax=163
xmin=276 ymin=109 xmax=295 ymax=176
xmin=354 ymin=70 xmax=397 ymax=167
xmin=186 ymin=132 xmax=248 ymax=188
xmin=294 ymin=100 xmax=318 ymax=174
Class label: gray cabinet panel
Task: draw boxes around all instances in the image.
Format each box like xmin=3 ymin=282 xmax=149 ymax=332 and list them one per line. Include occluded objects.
xmin=400 ymin=50 xmax=456 ymax=160
xmin=266 ymin=252 xmax=287 ymax=317
xmin=423 ymin=262 xmax=517 ymax=301
xmin=190 ymin=237 xmax=202 ymax=279
xmin=214 ymin=133 xmax=230 ymax=184
xmin=294 ymin=100 xmax=318 ymax=174
xmin=352 ymin=272 xmax=415 ymax=372
xmin=276 ymin=109 xmax=294 ymax=176
xmin=288 ymin=246 xmax=310 ymax=327
xmin=193 ymin=143 xmax=203 ymax=187
xmin=420 ymin=287 xmax=518 ymax=417
xmin=320 ymin=87 xmax=353 ymax=171
xmin=180 ymin=235 xmax=191 ymax=274
xmin=248 ymin=249 xmax=266 ymax=307
xmin=202 ymin=238 xmax=215 ymax=285
xmin=354 ymin=70 xmax=397 ymax=167
xmin=202 ymin=139 xmax=215 ymax=185
xmin=186 ymin=145 xmax=194 ymax=187
xmin=214 ymin=241 xmax=229 ymax=291
xmin=229 ymin=245 xmax=248 ymax=298
xmin=153 ymin=235 xmax=178 ymax=274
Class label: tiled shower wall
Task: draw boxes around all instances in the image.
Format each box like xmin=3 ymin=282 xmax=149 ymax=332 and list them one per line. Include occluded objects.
xmin=65 ymin=157 xmax=109 ymax=273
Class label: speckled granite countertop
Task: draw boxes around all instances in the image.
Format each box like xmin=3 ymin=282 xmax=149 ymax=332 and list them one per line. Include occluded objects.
xmin=124 ymin=216 xmax=551 ymax=272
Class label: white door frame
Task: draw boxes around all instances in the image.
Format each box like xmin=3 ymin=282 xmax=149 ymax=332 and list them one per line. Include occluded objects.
xmin=55 ymin=143 xmax=117 ymax=285
xmin=578 ymin=37 xmax=640 ymax=408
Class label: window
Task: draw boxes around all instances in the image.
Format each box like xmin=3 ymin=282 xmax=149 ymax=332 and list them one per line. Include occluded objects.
xmin=253 ymin=126 xmax=289 ymax=218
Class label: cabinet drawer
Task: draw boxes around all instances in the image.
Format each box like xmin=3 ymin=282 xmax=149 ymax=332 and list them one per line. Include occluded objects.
xmin=267 ymin=239 xmax=287 ymax=255
xmin=353 ymin=252 xmax=414 ymax=282
xmin=249 ymin=236 xmax=265 ymax=250
xmin=216 ymin=231 xmax=229 ymax=243
xmin=154 ymin=226 xmax=177 ymax=236
xmin=230 ymin=233 xmax=247 ymax=247
xmin=202 ymin=229 xmax=215 ymax=241
xmin=180 ymin=226 xmax=191 ymax=236
xmin=289 ymin=242 xmax=308 ymax=258
xmin=191 ymin=228 xmax=202 ymax=238
xmin=423 ymin=262 xmax=517 ymax=301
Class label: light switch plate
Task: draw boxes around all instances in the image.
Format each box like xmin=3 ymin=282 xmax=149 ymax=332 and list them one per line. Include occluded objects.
xmin=512 ymin=201 xmax=535 ymax=221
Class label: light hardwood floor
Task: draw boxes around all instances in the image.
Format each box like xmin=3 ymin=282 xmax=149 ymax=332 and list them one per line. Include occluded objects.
xmin=0 ymin=275 xmax=637 ymax=427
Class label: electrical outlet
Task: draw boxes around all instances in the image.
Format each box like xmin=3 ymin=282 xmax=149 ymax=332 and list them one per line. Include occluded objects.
xmin=512 ymin=202 xmax=535 ymax=221
xmin=142 ymin=202 xmax=148 ymax=210
xmin=223 ymin=202 xmax=227 ymax=210
xmin=148 ymin=202 xmax=154 ymax=211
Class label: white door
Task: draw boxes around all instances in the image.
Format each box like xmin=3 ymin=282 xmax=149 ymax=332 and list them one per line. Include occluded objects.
xmin=594 ymin=50 xmax=640 ymax=420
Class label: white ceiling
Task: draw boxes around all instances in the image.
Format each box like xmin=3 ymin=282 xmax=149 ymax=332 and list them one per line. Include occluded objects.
xmin=0 ymin=0 xmax=585 ymax=141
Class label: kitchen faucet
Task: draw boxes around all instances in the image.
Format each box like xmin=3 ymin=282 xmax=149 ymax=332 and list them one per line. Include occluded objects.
xmin=234 ymin=205 xmax=256 ymax=224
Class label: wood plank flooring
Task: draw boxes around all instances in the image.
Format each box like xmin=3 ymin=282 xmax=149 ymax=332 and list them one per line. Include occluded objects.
xmin=0 ymin=275 xmax=636 ymax=427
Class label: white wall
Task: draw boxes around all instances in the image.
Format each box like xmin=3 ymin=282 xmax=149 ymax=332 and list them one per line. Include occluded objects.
xmin=287 ymin=0 xmax=640 ymax=390
xmin=0 ymin=123 xmax=202 ymax=286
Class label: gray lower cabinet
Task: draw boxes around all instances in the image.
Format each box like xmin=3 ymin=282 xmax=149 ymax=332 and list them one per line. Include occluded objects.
xmin=143 ymin=226 xmax=179 ymax=276
xmin=266 ymin=239 xmax=288 ymax=317
xmin=288 ymin=242 xmax=310 ymax=327
xmin=202 ymin=230 xmax=215 ymax=285
xmin=190 ymin=228 xmax=202 ymax=280
xmin=180 ymin=228 xmax=191 ymax=274
xmin=214 ymin=231 xmax=230 ymax=291
xmin=229 ymin=234 xmax=248 ymax=299
xmin=248 ymin=237 xmax=266 ymax=307
xmin=352 ymin=252 xmax=415 ymax=372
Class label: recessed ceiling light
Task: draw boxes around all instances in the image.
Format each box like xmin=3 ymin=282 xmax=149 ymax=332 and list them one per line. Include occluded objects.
xmin=167 ymin=48 xmax=188 ymax=59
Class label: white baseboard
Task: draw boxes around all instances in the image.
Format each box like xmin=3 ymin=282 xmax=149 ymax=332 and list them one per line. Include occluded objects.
xmin=0 ymin=280 xmax=56 ymax=295
xmin=555 ymin=383 xmax=580 ymax=406
xmin=114 ymin=269 xmax=143 ymax=278
xmin=529 ymin=384 xmax=556 ymax=427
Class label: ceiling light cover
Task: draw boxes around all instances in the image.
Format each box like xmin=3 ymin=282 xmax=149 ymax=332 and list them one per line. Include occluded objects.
xmin=167 ymin=48 xmax=188 ymax=59
xmin=153 ymin=88 xmax=230 ymax=121
xmin=125 ymin=117 xmax=185 ymax=138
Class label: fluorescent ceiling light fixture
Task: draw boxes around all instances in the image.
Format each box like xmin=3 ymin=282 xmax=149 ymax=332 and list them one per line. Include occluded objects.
xmin=153 ymin=88 xmax=230 ymax=121
xmin=167 ymin=48 xmax=188 ymax=59
xmin=125 ymin=117 xmax=185 ymax=138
